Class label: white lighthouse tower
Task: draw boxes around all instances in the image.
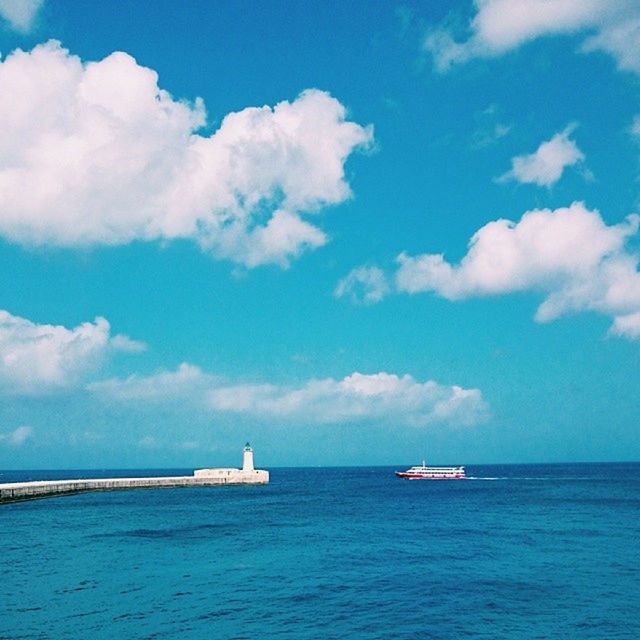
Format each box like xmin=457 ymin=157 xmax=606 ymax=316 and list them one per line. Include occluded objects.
xmin=242 ymin=442 xmax=255 ymax=472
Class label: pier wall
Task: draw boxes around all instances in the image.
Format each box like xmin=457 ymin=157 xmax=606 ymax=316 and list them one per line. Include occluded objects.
xmin=0 ymin=472 xmax=269 ymax=504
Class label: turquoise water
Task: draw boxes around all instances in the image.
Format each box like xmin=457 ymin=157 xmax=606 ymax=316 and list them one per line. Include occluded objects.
xmin=2 ymin=464 xmax=639 ymax=639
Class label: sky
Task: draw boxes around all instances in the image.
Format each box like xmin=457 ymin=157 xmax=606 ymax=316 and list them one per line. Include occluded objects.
xmin=1 ymin=0 xmax=640 ymax=469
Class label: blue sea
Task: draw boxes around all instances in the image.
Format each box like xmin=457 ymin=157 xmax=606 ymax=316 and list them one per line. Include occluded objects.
xmin=2 ymin=464 xmax=639 ymax=640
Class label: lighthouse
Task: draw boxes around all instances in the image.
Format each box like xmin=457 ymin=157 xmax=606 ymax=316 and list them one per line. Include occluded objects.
xmin=242 ymin=442 xmax=255 ymax=472
xmin=193 ymin=443 xmax=268 ymax=484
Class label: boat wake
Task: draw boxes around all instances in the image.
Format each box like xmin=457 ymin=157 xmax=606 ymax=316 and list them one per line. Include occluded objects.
xmin=466 ymin=476 xmax=591 ymax=481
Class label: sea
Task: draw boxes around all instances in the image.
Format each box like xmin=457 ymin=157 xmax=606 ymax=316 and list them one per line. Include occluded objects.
xmin=2 ymin=463 xmax=639 ymax=640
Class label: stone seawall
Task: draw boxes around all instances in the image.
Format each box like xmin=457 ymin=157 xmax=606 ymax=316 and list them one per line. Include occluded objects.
xmin=0 ymin=473 xmax=268 ymax=504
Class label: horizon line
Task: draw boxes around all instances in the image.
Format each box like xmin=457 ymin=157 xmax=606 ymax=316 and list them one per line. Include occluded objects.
xmin=1 ymin=459 xmax=639 ymax=473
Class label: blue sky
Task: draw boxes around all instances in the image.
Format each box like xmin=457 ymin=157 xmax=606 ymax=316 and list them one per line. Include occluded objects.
xmin=1 ymin=0 xmax=640 ymax=468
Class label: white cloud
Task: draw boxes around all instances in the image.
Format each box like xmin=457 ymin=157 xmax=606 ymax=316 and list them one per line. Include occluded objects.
xmin=0 ymin=41 xmax=373 ymax=268
xmin=0 ymin=424 xmax=33 ymax=445
xmin=609 ymin=311 xmax=640 ymax=339
xmin=109 ymin=334 xmax=147 ymax=353
xmin=424 ymin=1 xmax=640 ymax=74
xmin=334 ymin=266 xmax=390 ymax=304
xmin=393 ymin=202 xmax=640 ymax=337
xmin=88 ymin=362 xmax=213 ymax=402
xmin=91 ymin=365 xmax=489 ymax=428
xmin=208 ymin=372 xmax=488 ymax=427
xmin=0 ymin=0 xmax=42 ymax=33
xmin=0 ymin=310 xmax=143 ymax=393
xmin=497 ymin=125 xmax=585 ymax=187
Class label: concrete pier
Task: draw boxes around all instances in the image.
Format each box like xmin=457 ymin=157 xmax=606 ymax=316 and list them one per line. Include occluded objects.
xmin=0 ymin=444 xmax=269 ymax=504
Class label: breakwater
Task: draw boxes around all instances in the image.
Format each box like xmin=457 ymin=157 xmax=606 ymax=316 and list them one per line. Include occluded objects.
xmin=1 ymin=443 xmax=269 ymax=504
xmin=0 ymin=473 xmax=268 ymax=504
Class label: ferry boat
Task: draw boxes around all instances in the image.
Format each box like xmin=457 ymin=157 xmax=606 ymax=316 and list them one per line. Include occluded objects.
xmin=395 ymin=461 xmax=465 ymax=480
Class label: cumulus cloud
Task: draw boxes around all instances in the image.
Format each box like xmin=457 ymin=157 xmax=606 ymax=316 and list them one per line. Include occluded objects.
xmin=0 ymin=425 xmax=33 ymax=445
xmin=0 ymin=41 xmax=373 ymax=268
xmin=334 ymin=266 xmax=390 ymax=304
xmin=109 ymin=334 xmax=147 ymax=354
xmin=393 ymin=202 xmax=640 ymax=336
xmin=0 ymin=0 xmax=42 ymax=33
xmin=497 ymin=125 xmax=585 ymax=187
xmin=88 ymin=362 xmax=213 ymax=402
xmin=0 ymin=310 xmax=144 ymax=393
xmin=91 ymin=365 xmax=489 ymax=428
xmin=424 ymin=0 xmax=640 ymax=74
xmin=609 ymin=311 xmax=640 ymax=339
xmin=208 ymin=372 xmax=488 ymax=427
